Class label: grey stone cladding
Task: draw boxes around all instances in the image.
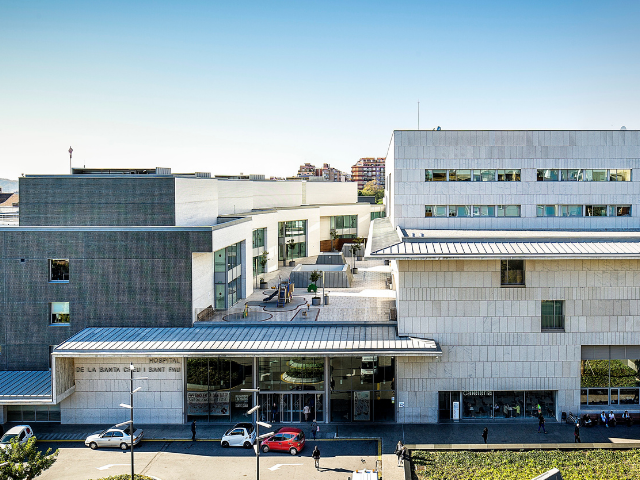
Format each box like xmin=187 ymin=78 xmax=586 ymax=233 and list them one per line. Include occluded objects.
xmin=19 ymin=176 xmax=176 ymax=226
xmin=0 ymin=229 xmax=211 ymax=370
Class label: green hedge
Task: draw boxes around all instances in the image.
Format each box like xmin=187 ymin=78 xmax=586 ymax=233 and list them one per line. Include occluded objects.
xmin=412 ymin=449 xmax=640 ymax=480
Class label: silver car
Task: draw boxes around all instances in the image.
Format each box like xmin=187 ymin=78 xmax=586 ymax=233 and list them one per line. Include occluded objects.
xmin=84 ymin=426 xmax=143 ymax=450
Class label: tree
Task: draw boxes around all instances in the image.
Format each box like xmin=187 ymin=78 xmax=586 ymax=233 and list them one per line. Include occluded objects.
xmin=360 ymin=180 xmax=384 ymax=203
xmin=0 ymin=436 xmax=58 ymax=480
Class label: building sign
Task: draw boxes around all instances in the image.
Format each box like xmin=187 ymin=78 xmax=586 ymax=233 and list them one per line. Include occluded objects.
xmin=462 ymin=391 xmax=492 ymax=396
xmin=75 ymin=358 xmax=181 ymax=374
xmin=452 ymin=401 xmax=460 ymax=420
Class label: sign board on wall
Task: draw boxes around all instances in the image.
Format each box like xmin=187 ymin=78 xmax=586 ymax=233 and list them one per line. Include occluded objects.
xmin=452 ymin=401 xmax=460 ymax=421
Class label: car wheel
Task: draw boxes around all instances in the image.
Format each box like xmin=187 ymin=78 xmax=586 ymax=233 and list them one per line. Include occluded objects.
xmin=289 ymin=447 xmax=298 ymax=455
xmin=89 ymin=442 xmax=98 ymax=450
xmin=221 ymin=441 xmax=229 ymax=448
xmin=120 ymin=443 xmax=128 ymax=451
xmin=243 ymin=441 xmax=252 ymax=449
xmin=262 ymin=445 xmax=269 ymax=453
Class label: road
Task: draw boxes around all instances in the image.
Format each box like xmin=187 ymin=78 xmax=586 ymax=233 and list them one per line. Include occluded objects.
xmin=37 ymin=439 xmax=379 ymax=480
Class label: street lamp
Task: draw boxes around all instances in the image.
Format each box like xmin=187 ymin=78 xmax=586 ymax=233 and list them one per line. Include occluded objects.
xmin=241 ymin=388 xmax=274 ymax=480
xmin=119 ymin=363 xmax=148 ymax=480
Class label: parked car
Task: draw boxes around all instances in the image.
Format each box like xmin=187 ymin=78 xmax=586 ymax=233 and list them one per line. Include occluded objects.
xmin=221 ymin=422 xmax=256 ymax=448
xmin=0 ymin=425 xmax=34 ymax=451
xmin=84 ymin=425 xmax=143 ymax=450
xmin=260 ymin=427 xmax=305 ymax=455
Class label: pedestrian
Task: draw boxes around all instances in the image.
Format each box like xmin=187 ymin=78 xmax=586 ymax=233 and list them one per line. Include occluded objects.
xmin=312 ymin=445 xmax=321 ymax=469
xmin=272 ymin=402 xmax=278 ymax=423
xmin=191 ymin=420 xmax=196 ymax=441
xmin=395 ymin=441 xmax=405 ymax=467
xmin=600 ymin=411 xmax=608 ymax=427
xmin=574 ymin=422 xmax=581 ymax=443
xmin=623 ymin=410 xmax=632 ymax=427
xmin=311 ymin=420 xmax=318 ymax=440
xmin=303 ymin=404 xmax=311 ymax=421
xmin=538 ymin=413 xmax=547 ymax=434
xmin=609 ymin=411 xmax=616 ymax=427
xmin=482 ymin=427 xmax=488 ymax=444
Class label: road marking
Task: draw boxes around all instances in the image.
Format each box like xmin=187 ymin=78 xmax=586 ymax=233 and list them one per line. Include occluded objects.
xmin=96 ymin=464 xmax=130 ymax=470
xmin=268 ymin=463 xmax=303 ymax=471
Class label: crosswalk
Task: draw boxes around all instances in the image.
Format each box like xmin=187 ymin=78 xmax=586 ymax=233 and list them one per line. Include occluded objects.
xmin=38 ymin=433 xmax=87 ymax=441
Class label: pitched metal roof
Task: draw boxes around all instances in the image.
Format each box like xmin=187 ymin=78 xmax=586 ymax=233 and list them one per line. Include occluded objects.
xmin=368 ymin=228 xmax=640 ymax=259
xmin=53 ymin=324 xmax=441 ymax=357
xmin=0 ymin=371 xmax=52 ymax=401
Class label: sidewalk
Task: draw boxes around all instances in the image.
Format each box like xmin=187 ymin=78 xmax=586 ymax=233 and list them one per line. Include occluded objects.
xmin=17 ymin=420 xmax=640 ymax=452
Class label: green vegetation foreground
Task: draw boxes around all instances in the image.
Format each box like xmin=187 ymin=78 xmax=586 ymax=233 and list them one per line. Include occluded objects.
xmin=412 ymin=449 xmax=640 ymax=480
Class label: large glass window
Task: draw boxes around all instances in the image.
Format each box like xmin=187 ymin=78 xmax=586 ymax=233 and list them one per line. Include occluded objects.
xmin=501 ymin=260 xmax=524 ymax=286
xmin=449 ymin=206 xmax=470 ymax=217
xmin=610 ymin=169 xmax=631 ymax=181
xmin=581 ymin=359 xmax=640 ymax=406
xmin=330 ymin=215 xmax=358 ymax=239
xmin=49 ymin=259 xmax=69 ymax=282
xmin=50 ymin=302 xmax=70 ymax=324
xmin=252 ymin=228 xmax=265 ymax=249
xmin=473 ymin=205 xmax=495 ymax=217
xmin=425 ymin=206 xmax=447 ymax=217
xmin=537 ymin=169 xmax=558 ymax=181
xmin=537 ymin=205 xmax=557 ymax=217
xmin=586 ymin=205 xmax=607 ymax=216
xmin=425 ymin=169 xmax=447 ymax=181
xmin=214 ymin=242 xmax=243 ymax=310
xmin=497 ymin=205 xmax=521 ymax=217
xmin=370 ymin=211 xmax=386 ymax=220
xmin=449 ymin=170 xmax=471 ymax=181
xmin=186 ymin=357 xmax=253 ymax=423
xmin=560 ymin=205 xmax=583 ymax=217
xmin=497 ymin=169 xmax=521 ymax=181
xmin=279 ymin=220 xmax=307 ymax=261
xmin=474 ymin=170 xmax=496 ymax=182
xmin=610 ymin=205 xmax=632 ymax=217
xmin=259 ymin=357 xmax=324 ymax=392
xmin=541 ymin=300 xmax=564 ymax=330
xmin=561 ymin=169 xmax=580 ymax=181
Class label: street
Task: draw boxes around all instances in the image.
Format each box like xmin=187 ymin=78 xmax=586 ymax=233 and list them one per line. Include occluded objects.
xmin=37 ymin=439 xmax=379 ymax=480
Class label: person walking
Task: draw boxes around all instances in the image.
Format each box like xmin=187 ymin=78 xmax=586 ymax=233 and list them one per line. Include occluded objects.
xmin=574 ymin=422 xmax=581 ymax=443
xmin=191 ymin=420 xmax=197 ymax=441
xmin=312 ymin=445 xmax=321 ymax=469
xmin=395 ymin=441 xmax=404 ymax=466
xmin=311 ymin=420 xmax=318 ymax=440
xmin=538 ymin=413 xmax=547 ymax=434
xmin=303 ymin=404 xmax=311 ymax=422
xmin=482 ymin=427 xmax=488 ymax=444
xmin=272 ymin=402 xmax=279 ymax=423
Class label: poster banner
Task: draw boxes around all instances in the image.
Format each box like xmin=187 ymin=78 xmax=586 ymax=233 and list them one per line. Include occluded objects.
xmin=235 ymin=394 xmax=249 ymax=409
xmin=209 ymin=391 xmax=230 ymax=415
xmin=354 ymin=391 xmax=371 ymax=421
xmin=186 ymin=391 xmax=209 ymax=416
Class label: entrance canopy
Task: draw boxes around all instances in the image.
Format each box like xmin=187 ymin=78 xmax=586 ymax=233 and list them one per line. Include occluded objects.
xmin=0 ymin=371 xmax=52 ymax=404
xmin=53 ymin=323 xmax=441 ymax=357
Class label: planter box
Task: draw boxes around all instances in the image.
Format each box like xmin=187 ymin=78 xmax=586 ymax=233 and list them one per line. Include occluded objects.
xmin=260 ymin=282 xmax=268 ymax=289
xmin=312 ymin=297 xmax=321 ymax=306
xmin=352 ymin=267 xmax=358 ymax=274
xmin=289 ymin=260 xmax=296 ymax=267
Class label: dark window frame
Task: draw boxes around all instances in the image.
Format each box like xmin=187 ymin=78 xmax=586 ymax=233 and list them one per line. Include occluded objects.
xmin=541 ymin=300 xmax=564 ymax=331
xmin=500 ymin=259 xmax=525 ymax=287
xmin=49 ymin=259 xmax=69 ymax=282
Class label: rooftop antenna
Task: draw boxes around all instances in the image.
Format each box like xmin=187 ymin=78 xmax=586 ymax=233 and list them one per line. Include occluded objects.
xmin=68 ymin=146 xmax=73 ymax=174
xmin=417 ymin=101 xmax=420 ymax=130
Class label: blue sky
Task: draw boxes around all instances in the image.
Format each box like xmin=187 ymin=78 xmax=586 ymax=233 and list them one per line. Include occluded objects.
xmin=1 ymin=0 xmax=638 ymax=179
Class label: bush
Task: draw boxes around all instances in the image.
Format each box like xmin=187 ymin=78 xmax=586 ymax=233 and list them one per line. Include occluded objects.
xmin=412 ymin=449 xmax=640 ymax=480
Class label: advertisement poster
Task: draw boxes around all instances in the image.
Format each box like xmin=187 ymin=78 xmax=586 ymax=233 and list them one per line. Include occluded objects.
xmin=209 ymin=391 xmax=230 ymax=415
xmin=235 ymin=394 xmax=249 ymax=408
xmin=354 ymin=391 xmax=370 ymax=421
xmin=186 ymin=391 xmax=209 ymax=416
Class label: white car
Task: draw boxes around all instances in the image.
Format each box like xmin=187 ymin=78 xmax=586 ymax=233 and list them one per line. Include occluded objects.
xmin=221 ymin=422 xmax=256 ymax=448
xmin=0 ymin=425 xmax=34 ymax=451
xmin=84 ymin=426 xmax=143 ymax=450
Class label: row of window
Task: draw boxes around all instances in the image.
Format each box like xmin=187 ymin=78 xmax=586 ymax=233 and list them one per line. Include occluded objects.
xmin=425 ymin=205 xmax=521 ymax=217
xmin=425 ymin=169 xmax=520 ymax=182
xmin=537 ymin=205 xmax=631 ymax=217
xmin=537 ymin=169 xmax=631 ymax=182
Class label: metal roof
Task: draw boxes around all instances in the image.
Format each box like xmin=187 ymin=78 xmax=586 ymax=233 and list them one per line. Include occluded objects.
xmin=53 ymin=324 xmax=441 ymax=357
xmin=367 ymin=225 xmax=640 ymax=259
xmin=0 ymin=371 xmax=52 ymax=400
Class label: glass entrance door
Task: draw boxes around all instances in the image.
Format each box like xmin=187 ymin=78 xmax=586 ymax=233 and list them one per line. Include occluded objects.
xmin=260 ymin=393 xmax=323 ymax=423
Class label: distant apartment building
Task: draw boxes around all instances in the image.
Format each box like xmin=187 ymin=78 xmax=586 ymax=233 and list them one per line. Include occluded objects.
xmin=0 ymin=189 xmax=19 ymax=225
xmin=351 ymin=157 xmax=385 ymax=190
xmin=296 ymin=163 xmax=346 ymax=182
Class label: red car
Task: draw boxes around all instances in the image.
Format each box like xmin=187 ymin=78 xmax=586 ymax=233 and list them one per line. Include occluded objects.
xmin=260 ymin=427 xmax=305 ymax=455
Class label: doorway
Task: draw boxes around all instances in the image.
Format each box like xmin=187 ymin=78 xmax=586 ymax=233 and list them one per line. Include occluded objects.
xmin=259 ymin=393 xmax=323 ymax=423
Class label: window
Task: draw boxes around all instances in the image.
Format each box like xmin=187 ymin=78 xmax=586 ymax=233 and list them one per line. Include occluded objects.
xmin=497 ymin=169 xmax=521 ymax=181
xmin=586 ymin=205 xmax=607 ymax=217
xmin=449 ymin=170 xmax=471 ymax=181
xmin=370 ymin=211 xmax=386 ymax=220
xmin=541 ymin=300 xmax=564 ymax=330
xmin=330 ymin=215 xmax=357 ymax=238
xmin=425 ymin=169 xmax=447 ymax=181
xmin=449 ymin=206 xmax=470 ymax=217
xmin=584 ymin=169 xmax=608 ymax=181
xmin=497 ymin=205 xmax=521 ymax=217
xmin=50 ymin=302 xmax=70 ymax=324
xmin=537 ymin=169 xmax=558 ymax=181
xmin=252 ymin=228 xmax=265 ymax=249
xmin=537 ymin=205 xmax=557 ymax=217
xmin=49 ymin=259 xmax=69 ymax=282
xmin=474 ymin=170 xmax=496 ymax=182
xmin=610 ymin=169 xmax=631 ymax=181
xmin=501 ymin=260 xmax=524 ymax=286
xmin=425 ymin=206 xmax=447 ymax=217
xmin=473 ymin=205 xmax=495 ymax=217
xmin=561 ymin=169 xmax=580 ymax=181
xmin=560 ymin=205 xmax=583 ymax=217
xmin=610 ymin=205 xmax=632 ymax=217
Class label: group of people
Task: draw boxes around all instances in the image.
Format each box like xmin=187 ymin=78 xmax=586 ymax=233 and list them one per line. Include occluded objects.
xmin=581 ymin=410 xmax=633 ymax=428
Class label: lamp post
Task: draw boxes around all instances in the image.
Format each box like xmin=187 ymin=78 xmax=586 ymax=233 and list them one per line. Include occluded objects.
xmin=241 ymin=388 xmax=273 ymax=480
xmin=119 ymin=363 xmax=148 ymax=480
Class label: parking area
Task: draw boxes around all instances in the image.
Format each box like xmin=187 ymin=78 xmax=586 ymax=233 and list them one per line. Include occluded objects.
xmin=36 ymin=439 xmax=379 ymax=480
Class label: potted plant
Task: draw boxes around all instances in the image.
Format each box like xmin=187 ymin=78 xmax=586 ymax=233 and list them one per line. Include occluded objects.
xmin=286 ymin=239 xmax=297 ymax=266
xmin=309 ymin=269 xmax=321 ymax=305
xmin=259 ymin=251 xmax=269 ymax=288
xmin=330 ymin=229 xmax=338 ymax=252
xmin=259 ymin=277 xmax=268 ymax=289
xmin=350 ymin=238 xmax=364 ymax=273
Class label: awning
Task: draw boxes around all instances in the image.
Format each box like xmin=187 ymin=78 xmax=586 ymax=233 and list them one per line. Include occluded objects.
xmin=0 ymin=371 xmax=52 ymax=404
xmin=53 ymin=324 xmax=442 ymax=357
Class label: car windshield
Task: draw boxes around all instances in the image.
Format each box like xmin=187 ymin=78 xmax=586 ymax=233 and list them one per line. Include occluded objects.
xmin=1 ymin=434 xmax=18 ymax=444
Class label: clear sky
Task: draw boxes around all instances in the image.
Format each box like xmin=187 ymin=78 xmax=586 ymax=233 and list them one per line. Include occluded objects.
xmin=1 ymin=0 xmax=638 ymax=180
